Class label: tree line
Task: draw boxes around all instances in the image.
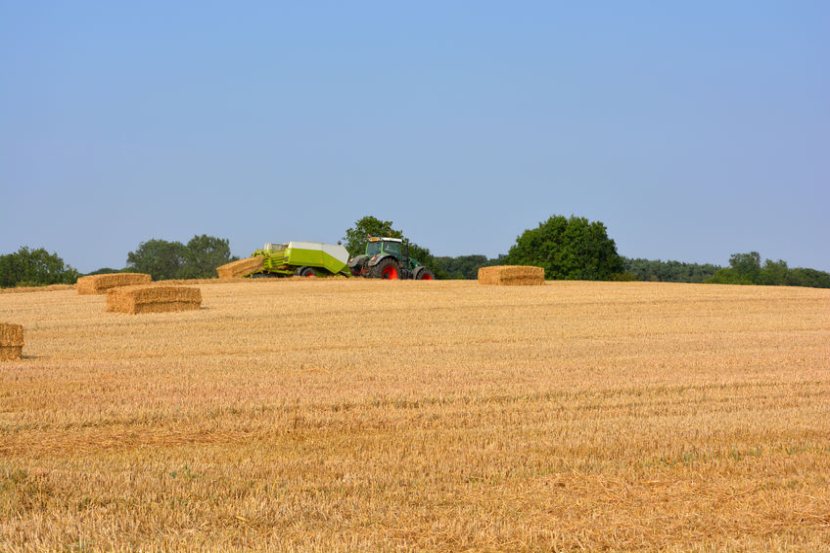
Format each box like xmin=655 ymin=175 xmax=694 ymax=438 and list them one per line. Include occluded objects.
xmin=2 ymin=215 xmax=828 ymax=289
xmin=125 ymin=235 xmax=236 ymax=280
xmin=0 ymin=247 xmax=80 ymax=288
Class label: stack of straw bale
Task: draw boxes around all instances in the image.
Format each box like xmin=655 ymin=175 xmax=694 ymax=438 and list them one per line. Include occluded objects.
xmin=478 ymin=265 xmax=545 ymax=286
xmin=0 ymin=323 xmax=24 ymax=361
xmin=216 ymin=257 xmax=264 ymax=279
xmin=77 ymin=273 xmax=152 ymax=295
xmin=106 ymin=285 xmax=202 ymax=314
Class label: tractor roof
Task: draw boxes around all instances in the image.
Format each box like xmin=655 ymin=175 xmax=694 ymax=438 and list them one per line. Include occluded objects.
xmin=368 ymin=236 xmax=403 ymax=243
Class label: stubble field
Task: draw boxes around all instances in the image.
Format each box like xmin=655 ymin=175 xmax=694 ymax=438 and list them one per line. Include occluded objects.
xmin=1 ymin=279 xmax=829 ymax=552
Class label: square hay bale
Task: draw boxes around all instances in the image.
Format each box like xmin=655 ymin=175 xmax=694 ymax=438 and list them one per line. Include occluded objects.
xmin=216 ymin=257 xmax=264 ymax=279
xmin=77 ymin=273 xmax=152 ymax=295
xmin=106 ymin=285 xmax=202 ymax=314
xmin=478 ymin=265 xmax=545 ymax=286
xmin=0 ymin=322 xmax=24 ymax=361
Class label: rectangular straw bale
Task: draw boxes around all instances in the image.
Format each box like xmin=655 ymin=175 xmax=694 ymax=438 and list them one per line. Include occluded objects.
xmin=0 ymin=323 xmax=24 ymax=361
xmin=478 ymin=265 xmax=545 ymax=286
xmin=77 ymin=273 xmax=152 ymax=295
xmin=106 ymin=285 xmax=202 ymax=314
xmin=216 ymin=257 xmax=264 ymax=279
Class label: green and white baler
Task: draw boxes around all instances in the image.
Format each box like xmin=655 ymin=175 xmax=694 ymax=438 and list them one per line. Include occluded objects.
xmin=251 ymin=242 xmax=352 ymax=277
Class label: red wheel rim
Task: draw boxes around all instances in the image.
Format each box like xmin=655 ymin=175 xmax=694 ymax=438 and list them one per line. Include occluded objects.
xmin=382 ymin=265 xmax=399 ymax=279
xmin=421 ymin=273 xmax=433 ymax=280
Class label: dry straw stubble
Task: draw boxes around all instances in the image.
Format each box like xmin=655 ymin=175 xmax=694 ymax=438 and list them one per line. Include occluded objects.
xmin=76 ymin=273 xmax=152 ymax=295
xmin=106 ymin=285 xmax=202 ymax=314
xmin=216 ymin=257 xmax=264 ymax=279
xmin=0 ymin=322 xmax=24 ymax=360
xmin=2 ymin=280 xmax=829 ymax=551
xmin=478 ymin=265 xmax=545 ymax=285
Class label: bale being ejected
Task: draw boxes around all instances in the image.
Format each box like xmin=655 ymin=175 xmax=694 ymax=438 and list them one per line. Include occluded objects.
xmin=216 ymin=237 xmax=434 ymax=280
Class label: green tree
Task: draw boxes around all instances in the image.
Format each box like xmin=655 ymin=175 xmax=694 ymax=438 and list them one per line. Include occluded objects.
xmin=622 ymin=257 xmax=721 ymax=283
xmin=786 ymin=267 xmax=830 ymax=288
xmin=0 ymin=247 xmax=79 ymax=288
xmin=708 ymin=251 xmax=762 ymax=285
xmin=181 ymin=235 xmax=235 ymax=278
xmin=126 ymin=235 xmax=236 ymax=280
xmin=342 ymin=216 xmax=403 ymax=258
xmin=729 ymin=252 xmax=762 ymax=282
xmin=126 ymin=239 xmax=188 ymax=280
xmin=505 ymin=215 xmax=623 ymax=280
xmin=432 ymin=255 xmax=490 ymax=279
xmin=759 ymin=259 xmax=788 ymax=285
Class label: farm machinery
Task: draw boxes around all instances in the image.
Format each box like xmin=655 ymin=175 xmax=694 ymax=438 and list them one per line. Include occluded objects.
xmin=348 ymin=237 xmax=434 ymax=280
xmin=238 ymin=237 xmax=434 ymax=280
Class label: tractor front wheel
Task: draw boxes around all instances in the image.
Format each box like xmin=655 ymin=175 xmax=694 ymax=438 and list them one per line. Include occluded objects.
xmin=414 ymin=267 xmax=434 ymax=280
xmin=371 ymin=258 xmax=400 ymax=280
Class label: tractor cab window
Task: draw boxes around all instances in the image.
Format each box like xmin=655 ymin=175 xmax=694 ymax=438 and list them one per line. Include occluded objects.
xmin=383 ymin=241 xmax=402 ymax=256
xmin=366 ymin=242 xmax=382 ymax=256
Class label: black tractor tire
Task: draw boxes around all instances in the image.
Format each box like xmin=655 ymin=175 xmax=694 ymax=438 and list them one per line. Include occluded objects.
xmin=296 ymin=266 xmax=317 ymax=277
xmin=414 ymin=267 xmax=435 ymax=280
xmin=370 ymin=257 xmax=400 ymax=280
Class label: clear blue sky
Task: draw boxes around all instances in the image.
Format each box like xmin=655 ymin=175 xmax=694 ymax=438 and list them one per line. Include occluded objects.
xmin=1 ymin=1 xmax=828 ymax=272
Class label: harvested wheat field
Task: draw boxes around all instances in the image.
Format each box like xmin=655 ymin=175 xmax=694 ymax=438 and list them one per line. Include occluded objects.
xmin=1 ymin=280 xmax=829 ymax=552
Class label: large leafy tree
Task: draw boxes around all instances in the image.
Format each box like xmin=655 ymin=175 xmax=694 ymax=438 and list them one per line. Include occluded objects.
xmin=729 ymin=252 xmax=762 ymax=282
xmin=0 ymin=247 xmax=79 ymax=288
xmin=505 ymin=215 xmax=624 ymax=280
xmin=342 ymin=216 xmax=403 ymax=258
xmin=126 ymin=239 xmax=188 ymax=280
xmin=126 ymin=235 xmax=236 ymax=280
xmin=181 ymin=235 xmax=234 ymax=278
xmin=709 ymin=251 xmax=764 ymax=285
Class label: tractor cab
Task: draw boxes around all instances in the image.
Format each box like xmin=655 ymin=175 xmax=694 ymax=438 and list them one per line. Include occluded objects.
xmin=365 ymin=237 xmax=402 ymax=258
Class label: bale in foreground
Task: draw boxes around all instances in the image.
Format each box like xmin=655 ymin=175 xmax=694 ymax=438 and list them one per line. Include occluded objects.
xmin=106 ymin=286 xmax=202 ymax=314
xmin=77 ymin=273 xmax=152 ymax=295
xmin=216 ymin=257 xmax=264 ymax=279
xmin=478 ymin=265 xmax=545 ymax=286
xmin=0 ymin=322 xmax=24 ymax=361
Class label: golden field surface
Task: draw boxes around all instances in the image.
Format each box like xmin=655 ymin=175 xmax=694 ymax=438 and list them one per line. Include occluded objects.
xmin=1 ymin=280 xmax=829 ymax=552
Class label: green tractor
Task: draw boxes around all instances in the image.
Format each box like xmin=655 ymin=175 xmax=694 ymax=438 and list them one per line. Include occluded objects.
xmin=348 ymin=237 xmax=434 ymax=280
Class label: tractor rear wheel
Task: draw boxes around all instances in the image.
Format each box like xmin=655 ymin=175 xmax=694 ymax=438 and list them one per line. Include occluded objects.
xmin=414 ymin=267 xmax=434 ymax=280
xmin=371 ymin=258 xmax=400 ymax=280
